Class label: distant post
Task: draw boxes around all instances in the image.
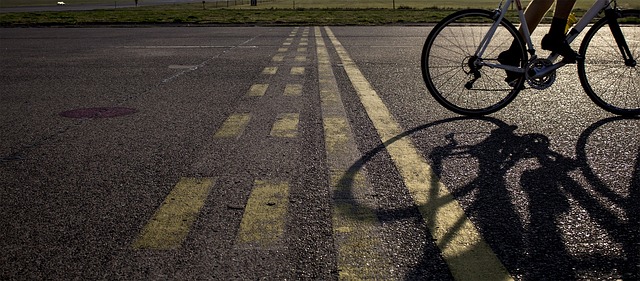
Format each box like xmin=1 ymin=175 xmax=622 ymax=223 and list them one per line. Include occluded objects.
xmin=251 ymin=0 xmax=257 ymax=6
xmin=135 ymin=0 xmax=138 ymax=6
xmin=202 ymin=0 xmax=205 ymax=9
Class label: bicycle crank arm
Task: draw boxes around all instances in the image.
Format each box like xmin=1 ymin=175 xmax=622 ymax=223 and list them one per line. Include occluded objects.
xmin=529 ymin=61 xmax=565 ymax=79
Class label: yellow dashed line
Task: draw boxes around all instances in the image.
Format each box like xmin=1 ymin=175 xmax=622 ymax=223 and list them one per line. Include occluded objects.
xmin=290 ymin=67 xmax=305 ymax=75
xmin=214 ymin=113 xmax=251 ymax=138
xmin=132 ymin=177 xmax=215 ymax=250
xmin=325 ymin=26 xmax=513 ymax=281
xmin=247 ymin=83 xmax=268 ymax=97
xmin=236 ymin=180 xmax=290 ymax=248
xmin=295 ymin=55 xmax=306 ymax=62
xmin=270 ymin=113 xmax=299 ymax=138
xmin=278 ymin=47 xmax=288 ymax=52
xmin=297 ymin=47 xmax=307 ymax=53
xmin=262 ymin=66 xmax=278 ymax=75
xmin=272 ymin=54 xmax=285 ymax=61
xmin=284 ymin=84 xmax=303 ymax=97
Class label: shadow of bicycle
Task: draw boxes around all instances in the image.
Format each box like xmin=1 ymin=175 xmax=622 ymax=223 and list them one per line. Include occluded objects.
xmin=335 ymin=116 xmax=639 ymax=280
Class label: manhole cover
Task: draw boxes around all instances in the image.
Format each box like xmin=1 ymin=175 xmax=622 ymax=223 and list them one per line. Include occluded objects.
xmin=60 ymin=107 xmax=137 ymax=119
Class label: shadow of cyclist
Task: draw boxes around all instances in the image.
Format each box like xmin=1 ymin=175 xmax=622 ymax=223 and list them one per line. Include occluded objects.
xmin=420 ymin=116 xmax=638 ymax=280
xmin=426 ymin=122 xmax=575 ymax=280
xmin=335 ymin=115 xmax=638 ymax=280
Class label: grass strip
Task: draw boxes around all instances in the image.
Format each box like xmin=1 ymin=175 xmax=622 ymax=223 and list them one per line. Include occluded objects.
xmin=3 ymin=7 xmax=581 ymax=26
xmin=2 ymin=0 xmax=636 ymax=27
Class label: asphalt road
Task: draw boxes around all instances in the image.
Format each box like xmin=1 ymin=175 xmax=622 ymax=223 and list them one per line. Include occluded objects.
xmin=0 ymin=26 xmax=638 ymax=280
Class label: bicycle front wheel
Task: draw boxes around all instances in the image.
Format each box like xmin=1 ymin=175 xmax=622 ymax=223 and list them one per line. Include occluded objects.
xmin=578 ymin=9 xmax=640 ymax=116
xmin=421 ymin=9 xmax=527 ymax=116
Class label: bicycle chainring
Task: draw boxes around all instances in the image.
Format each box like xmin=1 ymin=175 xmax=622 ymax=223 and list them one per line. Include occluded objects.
xmin=526 ymin=58 xmax=556 ymax=90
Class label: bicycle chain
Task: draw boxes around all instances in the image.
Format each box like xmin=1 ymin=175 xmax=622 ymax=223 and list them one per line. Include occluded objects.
xmin=526 ymin=58 xmax=556 ymax=90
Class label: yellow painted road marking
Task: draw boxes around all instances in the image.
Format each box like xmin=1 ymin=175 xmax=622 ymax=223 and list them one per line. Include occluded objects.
xmin=236 ymin=180 xmax=290 ymax=247
xmin=214 ymin=113 xmax=251 ymax=138
xmin=297 ymin=47 xmax=307 ymax=53
xmin=295 ymin=55 xmax=306 ymax=62
xmin=283 ymin=42 xmax=292 ymax=46
xmin=278 ymin=47 xmax=288 ymax=52
xmin=262 ymin=66 xmax=278 ymax=75
xmin=132 ymin=177 xmax=215 ymax=250
xmin=325 ymin=26 xmax=513 ymax=281
xmin=315 ymin=26 xmax=392 ymax=279
xmin=273 ymin=54 xmax=285 ymax=61
xmin=284 ymin=84 xmax=303 ymax=97
xmin=247 ymin=83 xmax=268 ymax=97
xmin=290 ymin=67 xmax=305 ymax=75
xmin=270 ymin=113 xmax=299 ymax=138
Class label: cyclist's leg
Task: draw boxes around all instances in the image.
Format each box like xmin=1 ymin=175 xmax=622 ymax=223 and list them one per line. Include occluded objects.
xmin=498 ymin=0 xmax=554 ymax=84
xmin=521 ymin=0 xmax=555 ymax=35
xmin=541 ymin=0 xmax=581 ymax=62
xmin=552 ymin=0 xmax=576 ymax=20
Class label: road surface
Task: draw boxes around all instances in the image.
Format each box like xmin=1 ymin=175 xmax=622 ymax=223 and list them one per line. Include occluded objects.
xmin=0 ymin=26 xmax=638 ymax=280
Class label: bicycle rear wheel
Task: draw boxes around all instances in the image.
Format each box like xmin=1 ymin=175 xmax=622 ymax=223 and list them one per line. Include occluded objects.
xmin=577 ymin=9 xmax=640 ymax=116
xmin=421 ymin=9 xmax=527 ymax=116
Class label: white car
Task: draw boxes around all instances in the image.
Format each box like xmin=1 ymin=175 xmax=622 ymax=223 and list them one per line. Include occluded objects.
xmin=57 ymin=1 xmax=66 ymax=5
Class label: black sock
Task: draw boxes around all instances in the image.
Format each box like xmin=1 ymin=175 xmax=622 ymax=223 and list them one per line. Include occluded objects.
xmin=507 ymin=39 xmax=522 ymax=53
xmin=548 ymin=17 xmax=568 ymax=39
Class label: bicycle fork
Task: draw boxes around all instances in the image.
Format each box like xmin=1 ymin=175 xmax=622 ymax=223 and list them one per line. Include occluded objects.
xmin=605 ymin=8 xmax=637 ymax=67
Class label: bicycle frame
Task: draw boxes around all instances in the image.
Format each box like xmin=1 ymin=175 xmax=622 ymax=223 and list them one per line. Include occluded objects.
xmin=476 ymin=0 xmax=619 ymax=74
xmin=421 ymin=0 xmax=639 ymax=116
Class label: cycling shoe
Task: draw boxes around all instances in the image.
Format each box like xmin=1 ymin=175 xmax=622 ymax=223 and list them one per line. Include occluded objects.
xmin=541 ymin=34 xmax=582 ymax=63
xmin=497 ymin=49 xmax=522 ymax=86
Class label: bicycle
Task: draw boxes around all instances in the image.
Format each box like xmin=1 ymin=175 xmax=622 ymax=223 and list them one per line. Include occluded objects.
xmin=421 ymin=0 xmax=639 ymax=116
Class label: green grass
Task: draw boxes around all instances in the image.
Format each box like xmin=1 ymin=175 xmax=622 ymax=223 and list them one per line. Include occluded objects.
xmin=246 ymin=0 xmax=639 ymax=10
xmin=1 ymin=0 xmax=639 ymax=26
xmin=0 ymin=8 xmax=458 ymax=25
xmin=3 ymin=0 xmax=639 ymax=9
xmin=0 ymin=0 xmax=121 ymax=7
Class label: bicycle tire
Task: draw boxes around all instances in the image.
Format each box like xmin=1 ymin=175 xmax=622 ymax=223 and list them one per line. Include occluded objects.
xmin=421 ymin=9 xmax=527 ymax=116
xmin=577 ymin=9 xmax=640 ymax=116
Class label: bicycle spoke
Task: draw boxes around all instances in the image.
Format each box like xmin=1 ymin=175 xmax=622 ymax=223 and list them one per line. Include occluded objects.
xmin=421 ymin=10 xmax=524 ymax=115
xmin=578 ymin=11 xmax=640 ymax=116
